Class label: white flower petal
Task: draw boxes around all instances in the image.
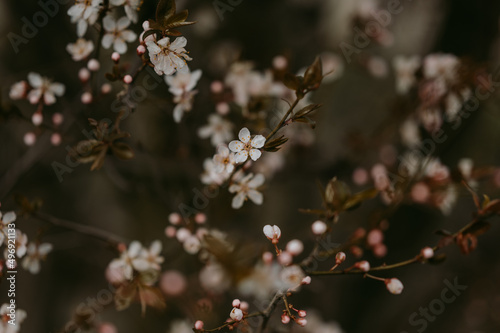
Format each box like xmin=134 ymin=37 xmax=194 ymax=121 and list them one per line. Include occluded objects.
xmin=27 ymin=72 xmax=42 ymax=88
xmin=101 ymin=34 xmax=114 ymax=49
xmin=103 ymin=15 xmax=116 ymax=31
xmin=232 ymin=192 xmax=246 ymax=209
xmin=113 ymin=38 xmax=127 ymax=54
xmin=251 ymin=134 xmax=266 ymax=148
xmin=248 ymin=173 xmax=265 ymax=188
xmin=170 ymin=36 xmax=187 ymax=50
xmin=238 ymin=127 xmax=251 ymax=143
xmin=234 ymin=151 xmax=248 ymax=164
xmin=247 ymin=189 xmax=263 ymax=205
xmin=249 ymin=149 xmax=262 ymax=161
xmin=116 ymin=16 xmax=131 ymax=30
xmin=50 ymin=83 xmax=65 ymax=96
xmin=229 ymin=140 xmax=244 ymax=152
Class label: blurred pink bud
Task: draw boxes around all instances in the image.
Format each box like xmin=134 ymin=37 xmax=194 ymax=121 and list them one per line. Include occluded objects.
xmin=165 ymin=226 xmax=176 ymax=238
xmin=210 ymin=80 xmax=224 ymax=94
xmin=81 ymin=92 xmax=93 ymax=104
xmin=262 ymin=251 xmax=273 ymax=265
xmin=355 ymin=260 xmax=370 ymax=272
xmin=367 ymin=229 xmax=384 ymax=246
xmin=272 ymin=55 xmax=288 ymax=70
xmin=311 ymin=220 xmax=327 ymax=235
xmin=352 ymin=167 xmax=369 ymax=185
xmin=111 ymin=52 xmax=120 ymax=62
xmin=194 ymin=320 xmax=204 ymax=330
xmin=23 ymin=132 xmax=36 ymax=146
xmin=50 ymin=133 xmax=62 ymax=146
xmin=335 ymin=251 xmax=346 ymax=264
xmin=373 ymin=243 xmax=387 ymax=258
xmin=230 ymin=307 xmax=243 ymax=321
xmin=78 ymin=68 xmax=91 ymax=82
xmin=32 ymin=112 xmax=43 ymax=126
xmin=350 ymin=245 xmax=363 ymax=258
xmin=52 ymin=113 xmax=64 ymax=126
xmin=301 ymin=276 xmax=311 ymax=285
xmin=87 ymin=59 xmax=100 ymax=71
xmin=98 ymin=323 xmax=117 ymax=333
xmin=176 ymin=228 xmax=191 ymax=242
xmin=101 ymin=83 xmax=112 ymax=94
xmin=169 ymin=212 xmax=182 ymax=225
xmin=286 ymin=239 xmax=304 ymax=256
xmin=411 ymin=182 xmax=430 ymax=203
xmin=232 ymin=299 xmax=241 ymax=308
xmin=421 ymin=247 xmax=434 ymax=259
xmin=160 ymin=270 xmax=187 ymax=296
xmin=137 ymin=45 xmax=146 ymax=55
xmin=278 ymin=251 xmax=293 ymax=266
xmin=353 ymin=227 xmax=366 ymax=239
xmin=385 ymin=278 xmax=404 ymax=294
xmin=296 ymin=318 xmax=307 ymax=327
xmin=239 ymin=301 xmax=249 ymax=312
xmin=281 ymin=313 xmax=290 ymax=324
xmin=216 ymin=102 xmax=230 ymax=115
xmin=195 ymin=213 xmax=206 ymax=224
xmin=123 ymin=75 xmax=133 ymax=84
xmin=298 ymin=310 xmax=307 ymax=318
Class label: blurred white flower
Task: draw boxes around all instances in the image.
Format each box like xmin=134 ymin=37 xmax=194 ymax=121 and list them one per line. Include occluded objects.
xmin=280 ymin=265 xmax=305 ymax=290
xmin=67 ymin=0 xmax=102 ymax=37
xmin=165 ymin=67 xmax=202 ymax=122
xmin=183 ymin=235 xmax=201 ymax=254
xmin=27 ymin=72 xmax=65 ymax=105
xmin=201 ymin=158 xmax=229 ymax=185
xmin=393 ymin=55 xmax=420 ymax=94
xmin=229 ymin=173 xmax=265 ymax=209
xmin=102 ymin=16 xmax=137 ymax=54
xmin=213 ymin=145 xmax=236 ymax=174
xmin=108 ymin=240 xmax=160 ymax=280
xmin=66 ymin=38 xmax=94 ymax=61
xmin=423 ymin=53 xmax=459 ymax=83
xmin=198 ymin=114 xmax=234 ymax=146
xmin=9 ymin=81 xmax=28 ymax=100
xmin=229 ymin=127 xmax=266 ymax=163
xmin=109 ymin=0 xmax=141 ymax=23
xmin=199 ymin=262 xmax=231 ymax=293
xmin=146 ymin=36 xmax=192 ymax=76
xmin=21 ymin=242 xmax=53 ymax=274
xmin=0 ymin=303 xmax=27 ymax=333
xmin=135 ymin=240 xmax=164 ymax=271
xmin=400 ymin=117 xmax=421 ymax=147
xmin=0 ymin=211 xmax=16 ymax=247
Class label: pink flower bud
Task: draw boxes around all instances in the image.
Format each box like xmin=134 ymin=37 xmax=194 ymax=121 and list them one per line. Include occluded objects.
xmin=421 ymin=247 xmax=434 ymax=259
xmin=52 ymin=113 xmax=64 ymax=126
xmin=240 ymin=301 xmax=249 ymax=312
xmin=111 ymin=52 xmax=120 ymax=62
xmin=32 ymin=112 xmax=43 ymax=126
xmin=352 ymin=167 xmax=369 ymax=185
xmin=160 ymin=270 xmax=187 ymax=296
xmin=194 ymin=320 xmax=204 ymax=330
xmin=87 ymin=58 xmax=100 ymax=71
xmin=230 ymin=307 xmax=243 ymax=321
xmin=81 ymin=92 xmax=93 ymax=104
xmin=165 ymin=226 xmax=176 ymax=238
xmin=278 ymin=251 xmax=293 ymax=266
xmin=272 ymin=55 xmax=288 ymax=70
xmin=23 ymin=132 xmax=36 ymax=146
xmin=50 ymin=133 xmax=62 ymax=146
xmin=385 ymin=278 xmax=404 ymax=294
xmin=195 ymin=213 xmax=206 ymax=224
xmin=296 ymin=318 xmax=307 ymax=327
xmin=350 ymin=245 xmax=363 ymax=258
xmin=232 ymin=299 xmax=241 ymax=308
xmin=262 ymin=251 xmax=273 ymax=265
xmin=301 ymin=276 xmax=311 ymax=285
xmin=373 ymin=243 xmax=387 ymax=258
xmin=78 ymin=68 xmax=91 ymax=82
xmin=311 ymin=220 xmax=327 ymax=235
xmin=286 ymin=239 xmax=304 ymax=256
xmin=123 ymin=75 xmax=133 ymax=84
xmin=169 ymin=213 xmax=182 ymax=225
xmin=176 ymin=228 xmax=191 ymax=242
xmin=352 ymin=227 xmax=366 ymax=239
xmin=298 ymin=310 xmax=307 ymax=318
xmin=210 ymin=81 xmax=224 ymax=94
xmin=411 ymin=182 xmax=431 ymax=203
xmin=216 ymin=102 xmax=230 ymax=115
xmin=335 ymin=251 xmax=346 ymax=264
xmin=367 ymin=229 xmax=384 ymax=246
xmin=136 ymin=45 xmax=146 ymax=55
xmin=355 ymin=260 xmax=370 ymax=272
xmin=98 ymin=323 xmax=117 ymax=333
xmin=101 ymin=83 xmax=112 ymax=94
xmin=263 ymin=225 xmax=281 ymax=244
xmin=281 ymin=313 xmax=290 ymax=324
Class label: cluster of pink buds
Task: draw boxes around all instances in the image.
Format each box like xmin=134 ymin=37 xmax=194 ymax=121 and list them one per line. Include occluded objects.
xmin=221 ymin=299 xmax=249 ymax=330
xmin=281 ymin=303 xmax=307 ymax=327
xmin=165 ymin=212 xmax=207 ymax=255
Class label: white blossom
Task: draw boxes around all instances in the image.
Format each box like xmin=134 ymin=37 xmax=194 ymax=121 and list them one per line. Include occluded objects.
xmin=108 ymin=240 xmax=162 ymax=280
xmin=213 ymin=145 xmax=236 ymax=174
xmin=201 ymin=158 xmax=229 ymax=185
xmin=165 ymin=67 xmax=202 ymax=122
xmin=66 ymin=38 xmax=94 ymax=61
xmin=102 ymin=16 xmax=137 ymax=54
xmin=146 ymin=36 xmax=192 ymax=76
xmin=27 ymin=72 xmax=65 ymax=105
xmin=109 ymin=0 xmax=141 ymax=23
xmin=0 ymin=303 xmax=27 ymax=333
xmin=67 ymin=0 xmax=102 ymax=37
xmin=198 ymin=114 xmax=233 ymax=146
xmin=263 ymin=225 xmax=281 ymax=243
xmin=229 ymin=127 xmax=266 ymax=163
xmin=21 ymin=242 xmax=53 ymax=274
xmin=423 ymin=54 xmax=459 ymax=83
xmin=9 ymin=81 xmax=28 ymax=100
xmin=385 ymin=278 xmax=404 ymax=294
xmin=229 ymin=173 xmax=265 ymax=209
xmin=230 ymin=307 xmax=244 ymax=321
xmin=393 ymin=55 xmax=420 ymax=94
xmin=0 ymin=211 xmax=16 ymax=247
xmin=280 ymin=265 xmax=305 ymax=290
xmin=134 ymin=240 xmax=164 ymax=271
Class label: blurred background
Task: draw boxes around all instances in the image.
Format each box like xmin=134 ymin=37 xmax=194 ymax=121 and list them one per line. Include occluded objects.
xmin=1 ymin=0 xmax=500 ymax=332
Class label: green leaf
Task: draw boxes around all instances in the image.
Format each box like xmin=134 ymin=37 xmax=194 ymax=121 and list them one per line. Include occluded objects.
xmin=342 ymin=188 xmax=378 ymax=211
xmin=294 ymin=103 xmax=322 ymax=118
xmin=283 ymin=73 xmax=301 ymax=91
xmin=263 ymin=135 xmax=288 ymax=152
xmin=325 ymin=178 xmax=351 ymax=210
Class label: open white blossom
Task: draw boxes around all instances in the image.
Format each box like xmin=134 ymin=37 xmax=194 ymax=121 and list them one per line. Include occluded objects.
xmin=102 ymin=16 xmax=137 ymax=54
xmin=201 ymin=158 xmax=229 ymax=185
xmin=146 ymin=36 xmax=192 ymax=76
xmin=66 ymin=38 xmax=94 ymax=61
xmin=9 ymin=81 xmax=28 ymax=100
xmin=27 ymin=72 xmax=65 ymax=105
xmin=280 ymin=265 xmax=305 ymax=290
xmin=198 ymin=114 xmax=233 ymax=146
xmin=0 ymin=211 xmax=16 ymax=247
xmin=108 ymin=240 xmax=157 ymax=280
xmin=67 ymin=0 xmax=102 ymax=37
xmin=423 ymin=53 xmax=459 ymax=83
xmin=165 ymin=67 xmax=202 ymax=122
xmin=393 ymin=55 xmax=420 ymax=94
xmin=109 ymin=0 xmax=141 ymax=23
xmin=0 ymin=303 xmax=27 ymax=333
xmin=213 ymin=145 xmax=235 ymax=174
xmin=134 ymin=240 xmax=164 ymax=271
xmin=21 ymin=242 xmax=53 ymax=274
xmin=229 ymin=173 xmax=265 ymax=209
xmin=229 ymin=127 xmax=266 ymax=163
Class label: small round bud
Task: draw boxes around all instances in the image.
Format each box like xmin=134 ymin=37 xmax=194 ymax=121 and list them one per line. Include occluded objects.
xmin=311 ymin=220 xmax=327 ymax=235
xmin=352 ymin=227 xmax=366 ymax=239
xmin=195 ymin=213 xmax=206 ymax=224
xmin=160 ymin=270 xmax=187 ymax=296
xmin=23 ymin=132 xmax=37 ymax=146
xmin=272 ymin=55 xmax=288 ymax=70
xmin=350 ymin=245 xmax=363 ymax=258
xmin=194 ymin=320 xmax=204 ymax=330
xmin=101 ymin=83 xmax=112 ymax=94
xmin=78 ymin=68 xmax=91 ymax=82
xmin=298 ymin=310 xmax=307 ymax=318
xmin=367 ymin=229 xmax=384 ymax=246
xmin=277 ymin=251 xmax=293 ymax=266
xmin=123 ymin=75 xmax=133 ymax=84
xmin=263 ymin=225 xmax=281 ymax=244
xmin=373 ymin=243 xmax=387 ymax=258
xmin=50 ymin=133 xmax=62 ymax=146
xmin=239 ymin=301 xmax=249 ymax=312
xmin=385 ymin=278 xmax=404 ymax=294
xmin=335 ymin=251 xmax=346 ymax=264
xmin=52 ymin=112 xmax=64 ymax=126
xmin=230 ymin=307 xmax=243 ymax=321
xmin=87 ymin=58 xmax=100 ymax=71
xmin=98 ymin=323 xmax=117 ymax=333
xmin=111 ymin=52 xmax=120 ymax=63
xmin=165 ymin=226 xmax=176 ymax=238
xmin=210 ymin=80 xmax=224 ymax=94
xmin=81 ymin=92 xmax=93 ymax=104
xmin=176 ymin=228 xmax=191 ymax=242
xmin=262 ymin=251 xmax=273 ymax=265
xmin=136 ymin=45 xmax=146 ymax=55
xmin=281 ymin=313 xmax=290 ymax=324
xmin=352 ymin=167 xmax=369 ymax=185
xmin=169 ymin=212 xmax=182 ymax=225
xmin=117 ymin=243 xmax=127 ymax=253
xmin=286 ymin=239 xmax=304 ymax=256
xmin=355 ymin=260 xmax=370 ymax=272
xmin=296 ymin=318 xmax=307 ymax=327
xmin=232 ymin=299 xmax=241 ymax=308
xmin=421 ymin=247 xmax=434 ymax=259
xmin=32 ymin=112 xmax=43 ymax=126
xmin=216 ymin=102 xmax=230 ymax=115
xmin=301 ymin=276 xmax=312 ymax=285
